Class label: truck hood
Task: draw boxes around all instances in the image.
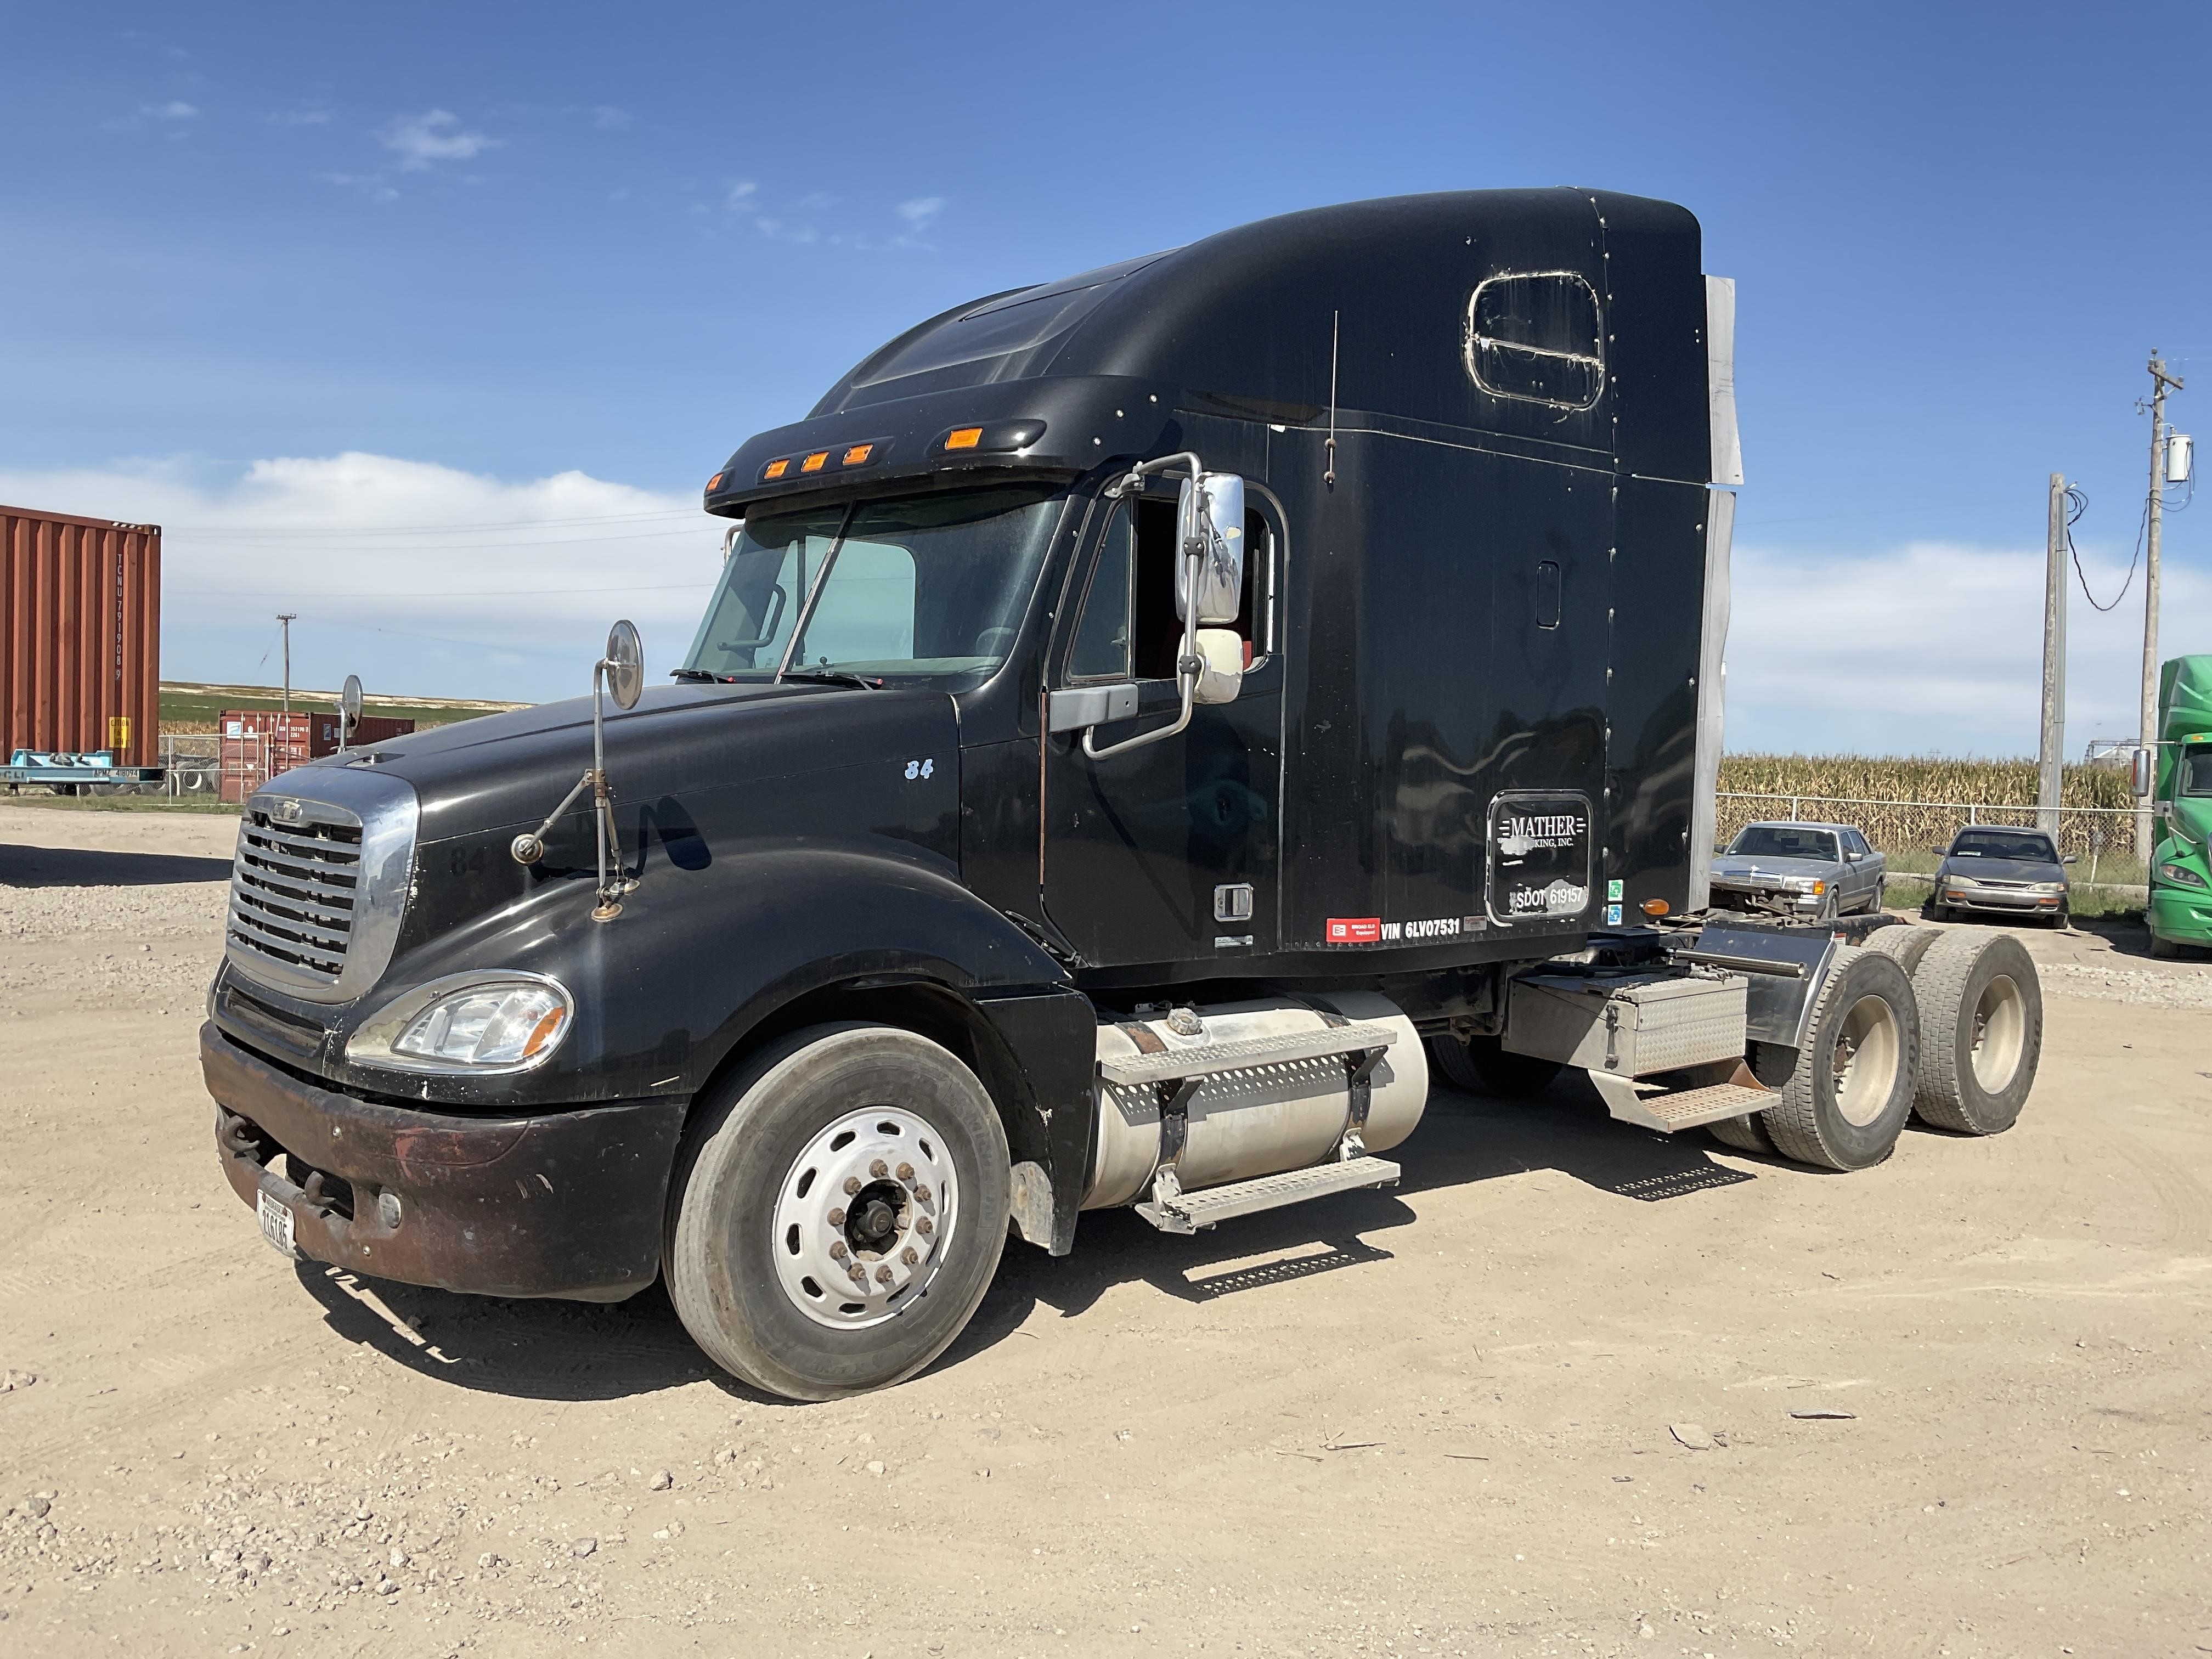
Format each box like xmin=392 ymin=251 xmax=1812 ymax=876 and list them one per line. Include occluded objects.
xmin=292 ymin=679 xmax=958 ymax=847
xmin=1709 ymin=854 xmax=1837 ymax=882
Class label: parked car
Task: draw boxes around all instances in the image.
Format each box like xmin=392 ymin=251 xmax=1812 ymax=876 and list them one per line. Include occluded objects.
xmin=1930 ymin=827 xmax=2073 ymax=927
xmin=1708 ymin=821 xmax=1887 ymax=919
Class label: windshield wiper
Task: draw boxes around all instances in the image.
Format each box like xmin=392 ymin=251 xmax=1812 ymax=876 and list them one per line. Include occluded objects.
xmin=781 ymin=668 xmax=884 ymax=690
xmin=669 ymin=668 xmax=731 ymax=682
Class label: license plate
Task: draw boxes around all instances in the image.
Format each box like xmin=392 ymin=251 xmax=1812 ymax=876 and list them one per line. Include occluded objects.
xmin=257 ymin=1187 xmax=298 ymax=1256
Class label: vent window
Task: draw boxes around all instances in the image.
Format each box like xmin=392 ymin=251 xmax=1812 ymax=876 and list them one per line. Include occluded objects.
xmin=1464 ymin=272 xmax=1605 ymax=410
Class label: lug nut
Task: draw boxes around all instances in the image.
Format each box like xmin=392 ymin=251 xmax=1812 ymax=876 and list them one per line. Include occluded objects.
xmin=848 ymin=1263 xmax=867 ymax=1283
xmin=874 ymin=1265 xmax=894 ymax=1285
xmin=828 ymin=1242 xmax=847 ymax=1261
xmin=896 ymin=1162 xmax=915 ymax=1181
xmin=900 ymin=1246 xmax=919 ymax=1266
xmin=916 ymin=1216 xmax=934 ymax=1236
xmin=912 ymin=1183 xmax=933 ymax=1204
xmin=870 ymin=1159 xmax=889 ymax=1178
xmin=843 ymin=1177 xmax=861 ymax=1195
xmin=827 ymin=1207 xmax=845 ymax=1226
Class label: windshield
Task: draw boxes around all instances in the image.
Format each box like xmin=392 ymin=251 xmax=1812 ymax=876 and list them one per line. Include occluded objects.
xmin=1727 ymin=826 xmax=1839 ymax=860
xmin=2183 ymin=746 xmax=2212 ymax=797
xmin=1949 ymin=831 xmax=2057 ymax=861
xmin=683 ymin=484 xmax=1064 ymax=685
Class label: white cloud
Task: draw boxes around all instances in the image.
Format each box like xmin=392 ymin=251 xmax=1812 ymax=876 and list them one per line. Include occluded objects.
xmin=142 ymin=100 xmax=199 ymax=120
xmin=591 ymin=105 xmax=633 ymax=131
xmin=1723 ymin=535 xmax=2210 ymax=757
xmin=895 ymin=196 xmax=943 ymax=230
xmin=269 ymin=105 xmax=332 ymax=126
xmin=381 ymin=110 xmax=503 ymax=171
xmin=0 ymin=454 xmax=724 ymax=703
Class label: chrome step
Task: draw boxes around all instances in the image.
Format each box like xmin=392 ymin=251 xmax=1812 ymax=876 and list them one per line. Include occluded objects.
xmin=1588 ymin=1071 xmax=1773 ymax=1134
xmin=1098 ymin=1020 xmax=1397 ymax=1087
xmin=1135 ymin=1156 xmax=1401 ymax=1234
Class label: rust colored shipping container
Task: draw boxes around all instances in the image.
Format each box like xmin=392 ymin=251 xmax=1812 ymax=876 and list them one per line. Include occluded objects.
xmin=1 ymin=505 xmax=162 ymax=766
xmin=217 ymin=708 xmax=415 ymax=802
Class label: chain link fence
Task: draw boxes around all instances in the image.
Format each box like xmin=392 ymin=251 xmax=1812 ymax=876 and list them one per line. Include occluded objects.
xmin=1716 ymin=792 xmax=2149 ymax=891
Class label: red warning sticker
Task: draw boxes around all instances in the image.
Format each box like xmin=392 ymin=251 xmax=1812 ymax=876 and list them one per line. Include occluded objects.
xmin=1325 ymin=917 xmax=1382 ymax=944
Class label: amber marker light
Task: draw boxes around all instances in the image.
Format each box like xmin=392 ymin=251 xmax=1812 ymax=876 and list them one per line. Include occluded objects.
xmin=800 ymin=451 xmax=831 ymax=473
xmin=945 ymin=426 xmax=984 ymax=450
xmin=762 ymin=459 xmax=791 ymax=481
xmin=842 ymin=443 xmax=875 ymax=466
xmin=1641 ymin=898 xmax=1670 ymax=916
xmin=706 ymin=472 xmax=726 ymax=492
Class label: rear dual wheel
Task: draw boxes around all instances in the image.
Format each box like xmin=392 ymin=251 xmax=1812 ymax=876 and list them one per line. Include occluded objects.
xmin=665 ymin=1023 xmax=1010 ymax=1402
xmin=1758 ymin=947 xmax=1921 ymax=1171
xmin=1906 ymin=930 xmax=2040 ymax=1135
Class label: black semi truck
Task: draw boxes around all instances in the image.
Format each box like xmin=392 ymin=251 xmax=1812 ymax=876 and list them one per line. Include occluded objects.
xmin=202 ymin=189 xmax=2044 ymax=1401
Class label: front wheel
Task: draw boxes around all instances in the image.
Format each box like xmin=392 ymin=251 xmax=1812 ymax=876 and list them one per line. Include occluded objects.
xmin=1428 ymin=1033 xmax=1561 ymax=1098
xmin=665 ymin=1023 xmax=1011 ymax=1401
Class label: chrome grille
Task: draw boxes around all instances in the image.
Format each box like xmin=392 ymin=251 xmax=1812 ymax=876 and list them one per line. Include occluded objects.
xmin=223 ymin=769 xmax=416 ymax=1004
xmin=229 ymin=806 xmax=363 ymax=981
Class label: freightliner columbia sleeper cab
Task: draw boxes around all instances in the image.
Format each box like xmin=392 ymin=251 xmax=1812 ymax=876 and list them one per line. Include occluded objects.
xmin=201 ymin=190 xmax=2045 ymax=1401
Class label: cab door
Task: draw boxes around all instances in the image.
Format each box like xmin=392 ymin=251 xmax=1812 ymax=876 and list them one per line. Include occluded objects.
xmin=1041 ymin=486 xmax=1283 ymax=969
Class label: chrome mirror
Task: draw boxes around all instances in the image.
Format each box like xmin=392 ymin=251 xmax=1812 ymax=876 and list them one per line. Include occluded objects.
xmin=2132 ymin=744 xmax=2155 ymax=798
xmin=604 ymin=619 xmax=644 ymax=712
xmin=1174 ymin=472 xmax=1245 ymax=624
xmin=337 ymin=673 xmax=363 ymax=752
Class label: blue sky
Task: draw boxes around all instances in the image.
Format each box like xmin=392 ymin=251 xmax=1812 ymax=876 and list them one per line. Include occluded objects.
xmin=2 ymin=1 xmax=2205 ymax=754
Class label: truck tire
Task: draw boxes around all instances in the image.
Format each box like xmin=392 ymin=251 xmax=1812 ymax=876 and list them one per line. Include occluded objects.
xmin=1860 ymin=921 xmax=1941 ymax=977
xmin=1757 ymin=947 xmax=1919 ymax=1171
xmin=1427 ymin=1034 xmax=1560 ymax=1098
xmin=2149 ymin=933 xmax=2181 ymax=960
xmin=665 ymin=1022 xmax=1011 ymax=1402
xmin=1907 ymin=930 xmax=2040 ymax=1135
xmin=1706 ymin=1113 xmax=1771 ymax=1153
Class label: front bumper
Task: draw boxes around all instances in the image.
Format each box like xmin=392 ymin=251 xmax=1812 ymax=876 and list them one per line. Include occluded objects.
xmin=1938 ymin=887 xmax=2063 ymax=915
xmin=201 ymin=1023 xmax=686 ymax=1302
xmin=1709 ymin=881 xmax=1830 ymax=916
xmin=2149 ymin=887 xmax=2212 ymax=943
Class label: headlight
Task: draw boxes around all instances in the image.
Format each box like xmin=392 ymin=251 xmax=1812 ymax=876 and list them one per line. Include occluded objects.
xmin=2158 ymin=861 xmax=2209 ymax=889
xmin=1782 ymin=876 xmax=1827 ymax=894
xmin=2030 ymin=881 xmax=2066 ymax=894
xmin=347 ymin=973 xmax=573 ymax=1074
xmin=1945 ymin=874 xmax=1980 ymax=889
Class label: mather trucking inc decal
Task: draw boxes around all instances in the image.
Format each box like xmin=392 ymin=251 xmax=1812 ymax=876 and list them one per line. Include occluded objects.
xmin=1485 ymin=791 xmax=1594 ymax=926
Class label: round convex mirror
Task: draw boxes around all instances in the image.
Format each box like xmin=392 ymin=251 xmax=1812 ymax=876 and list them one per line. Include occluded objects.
xmin=340 ymin=673 xmax=364 ymax=723
xmin=604 ymin=619 xmax=645 ymax=710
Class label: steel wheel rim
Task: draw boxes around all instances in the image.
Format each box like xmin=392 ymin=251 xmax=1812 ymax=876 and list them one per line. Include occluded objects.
xmin=1969 ymin=974 xmax=2026 ymax=1092
xmin=770 ymin=1106 xmax=959 ymax=1331
xmin=1831 ymin=994 xmax=1901 ymax=1127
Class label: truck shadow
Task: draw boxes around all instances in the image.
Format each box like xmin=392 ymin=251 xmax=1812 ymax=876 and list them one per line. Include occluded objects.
xmin=0 ymin=844 xmax=234 ymax=887
xmin=291 ymin=1076 xmax=1758 ymax=1404
xmin=943 ymin=1074 xmax=1758 ymax=1369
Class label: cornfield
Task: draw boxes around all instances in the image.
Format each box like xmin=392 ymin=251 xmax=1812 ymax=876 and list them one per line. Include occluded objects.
xmin=1715 ymin=754 xmax=2147 ymax=883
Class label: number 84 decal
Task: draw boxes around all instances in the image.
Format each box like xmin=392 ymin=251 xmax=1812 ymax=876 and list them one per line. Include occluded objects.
xmin=902 ymin=758 xmax=935 ymax=780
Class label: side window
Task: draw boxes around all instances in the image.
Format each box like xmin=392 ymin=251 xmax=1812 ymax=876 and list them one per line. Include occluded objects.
xmin=1464 ymin=272 xmax=1604 ymax=410
xmin=1064 ymin=493 xmax=1277 ymax=683
xmin=1065 ymin=511 xmax=1132 ymax=681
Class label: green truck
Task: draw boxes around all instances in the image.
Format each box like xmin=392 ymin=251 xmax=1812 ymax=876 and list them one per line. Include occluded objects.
xmin=2149 ymin=654 xmax=2212 ymax=958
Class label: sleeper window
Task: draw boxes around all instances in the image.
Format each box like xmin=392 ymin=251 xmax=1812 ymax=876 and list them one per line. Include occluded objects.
xmin=1464 ymin=272 xmax=1605 ymax=410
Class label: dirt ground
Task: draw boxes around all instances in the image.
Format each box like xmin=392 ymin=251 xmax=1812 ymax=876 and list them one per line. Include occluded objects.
xmin=3 ymin=802 xmax=2209 ymax=1659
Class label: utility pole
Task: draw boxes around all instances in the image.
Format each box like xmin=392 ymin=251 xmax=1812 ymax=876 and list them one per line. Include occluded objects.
xmin=276 ymin=613 xmax=297 ymax=714
xmin=2039 ymin=473 xmax=2067 ymax=836
xmin=2137 ymin=353 xmax=2183 ymax=861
